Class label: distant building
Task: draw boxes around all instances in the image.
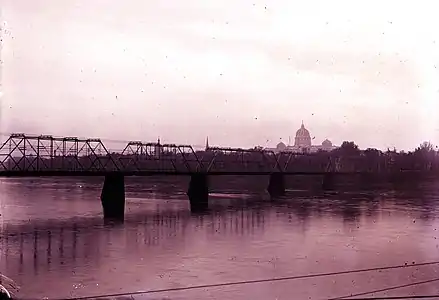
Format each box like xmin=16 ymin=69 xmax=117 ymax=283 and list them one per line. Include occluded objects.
xmin=266 ymin=122 xmax=337 ymax=153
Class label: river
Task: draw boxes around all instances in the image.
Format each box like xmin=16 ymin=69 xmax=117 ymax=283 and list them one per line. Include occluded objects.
xmin=1 ymin=176 xmax=439 ymax=300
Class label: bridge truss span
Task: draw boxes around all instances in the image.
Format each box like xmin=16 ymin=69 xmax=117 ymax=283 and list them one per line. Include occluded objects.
xmin=0 ymin=134 xmax=118 ymax=173
xmin=118 ymin=141 xmax=205 ymax=173
xmin=204 ymin=147 xmax=337 ymax=173
xmin=206 ymin=147 xmax=283 ymax=173
xmin=0 ymin=133 xmax=339 ymax=175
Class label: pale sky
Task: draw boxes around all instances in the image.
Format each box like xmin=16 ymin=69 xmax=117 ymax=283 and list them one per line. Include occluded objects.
xmin=1 ymin=0 xmax=439 ymax=150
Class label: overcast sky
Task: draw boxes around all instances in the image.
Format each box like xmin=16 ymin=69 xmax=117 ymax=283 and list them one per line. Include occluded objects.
xmin=1 ymin=0 xmax=438 ymax=150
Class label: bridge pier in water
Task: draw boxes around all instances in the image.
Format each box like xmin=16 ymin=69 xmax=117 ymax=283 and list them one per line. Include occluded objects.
xmin=267 ymin=173 xmax=285 ymax=197
xmin=322 ymin=173 xmax=335 ymax=190
xmin=187 ymin=174 xmax=209 ymax=212
xmin=101 ymin=173 xmax=125 ymax=221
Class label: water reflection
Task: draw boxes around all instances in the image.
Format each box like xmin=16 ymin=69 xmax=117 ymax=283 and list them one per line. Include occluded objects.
xmin=0 ymin=177 xmax=439 ymax=299
xmin=1 ymin=207 xmax=270 ymax=277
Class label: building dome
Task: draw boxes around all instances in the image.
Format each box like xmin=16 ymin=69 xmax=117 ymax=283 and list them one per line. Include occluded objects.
xmin=294 ymin=122 xmax=312 ymax=147
xmin=296 ymin=124 xmax=310 ymax=138
xmin=322 ymin=139 xmax=332 ymax=147
xmin=276 ymin=142 xmax=287 ymax=151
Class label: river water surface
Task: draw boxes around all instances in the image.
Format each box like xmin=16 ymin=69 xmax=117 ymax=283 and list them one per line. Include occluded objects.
xmin=1 ymin=176 xmax=439 ymax=300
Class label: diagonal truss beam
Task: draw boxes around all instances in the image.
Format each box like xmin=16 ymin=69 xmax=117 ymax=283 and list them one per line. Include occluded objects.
xmin=0 ymin=134 xmax=117 ymax=172
xmin=118 ymin=141 xmax=204 ymax=172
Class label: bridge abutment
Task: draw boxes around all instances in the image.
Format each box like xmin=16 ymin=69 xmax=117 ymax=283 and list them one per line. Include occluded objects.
xmin=267 ymin=173 xmax=285 ymax=197
xmin=187 ymin=174 xmax=209 ymax=211
xmin=101 ymin=173 xmax=125 ymax=221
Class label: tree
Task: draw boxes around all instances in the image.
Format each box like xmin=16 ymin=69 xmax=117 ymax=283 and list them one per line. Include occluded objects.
xmin=365 ymin=148 xmax=381 ymax=156
xmin=337 ymin=141 xmax=360 ymax=156
xmin=416 ymin=141 xmax=435 ymax=153
xmin=413 ymin=141 xmax=437 ymax=171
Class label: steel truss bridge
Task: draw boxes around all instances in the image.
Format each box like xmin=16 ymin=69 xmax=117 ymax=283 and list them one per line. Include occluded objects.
xmin=0 ymin=133 xmax=344 ymax=176
xmin=0 ymin=133 xmax=422 ymax=219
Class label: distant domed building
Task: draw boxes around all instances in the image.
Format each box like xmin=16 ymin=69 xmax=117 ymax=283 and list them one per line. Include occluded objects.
xmin=276 ymin=142 xmax=287 ymax=151
xmin=266 ymin=122 xmax=337 ymax=153
xmin=322 ymin=139 xmax=332 ymax=147
xmin=295 ymin=122 xmax=312 ymax=148
xmin=322 ymin=139 xmax=333 ymax=151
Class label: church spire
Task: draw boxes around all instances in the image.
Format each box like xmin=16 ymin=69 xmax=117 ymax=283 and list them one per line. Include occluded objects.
xmin=205 ymin=136 xmax=209 ymax=151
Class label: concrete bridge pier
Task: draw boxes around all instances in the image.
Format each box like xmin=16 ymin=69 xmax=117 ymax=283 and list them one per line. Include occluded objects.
xmin=187 ymin=173 xmax=209 ymax=211
xmin=101 ymin=173 xmax=125 ymax=221
xmin=267 ymin=173 xmax=285 ymax=197
xmin=322 ymin=173 xmax=335 ymax=190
